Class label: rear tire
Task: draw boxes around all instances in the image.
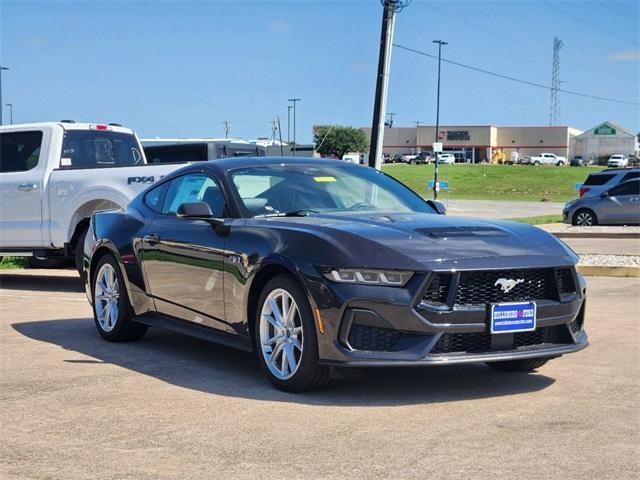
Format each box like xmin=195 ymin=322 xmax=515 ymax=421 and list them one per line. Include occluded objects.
xmin=573 ymin=209 xmax=597 ymax=226
xmin=486 ymin=358 xmax=549 ymax=372
xmin=75 ymin=226 xmax=88 ymax=274
xmin=254 ymin=274 xmax=330 ymax=392
xmin=92 ymin=254 xmax=147 ymax=342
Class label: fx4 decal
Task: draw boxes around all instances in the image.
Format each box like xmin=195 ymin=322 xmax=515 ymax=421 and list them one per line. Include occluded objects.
xmin=127 ymin=176 xmax=155 ymax=185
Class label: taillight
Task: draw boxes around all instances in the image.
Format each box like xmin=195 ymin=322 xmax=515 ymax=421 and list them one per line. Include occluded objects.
xmin=90 ymin=124 xmax=111 ymax=131
xmin=579 ymin=187 xmax=589 ymax=197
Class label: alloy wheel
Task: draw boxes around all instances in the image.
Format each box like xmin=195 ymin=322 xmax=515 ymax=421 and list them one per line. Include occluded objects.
xmin=94 ymin=263 xmax=120 ymax=332
xmin=575 ymin=211 xmax=594 ymax=226
xmin=259 ymin=288 xmax=304 ymax=380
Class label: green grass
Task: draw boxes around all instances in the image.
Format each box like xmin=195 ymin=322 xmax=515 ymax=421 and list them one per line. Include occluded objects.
xmin=509 ymin=214 xmax=563 ymax=225
xmin=382 ymin=164 xmax=603 ymax=202
xmin=0 ymin=257 xmax=27 ymax=269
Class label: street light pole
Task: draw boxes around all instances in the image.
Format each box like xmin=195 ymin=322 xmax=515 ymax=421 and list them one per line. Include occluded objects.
xmin=288 ymin=98 xmax=300 ymax=156
xmin=287 ymin=105 xmax=292 ymax=144
xmin=0 ymin=66 xmax=9 ymax=126
xmin=5 ymin=103 xmax=13 ymax=124
xmin=432 ymin=40 xmax=447 ymax=200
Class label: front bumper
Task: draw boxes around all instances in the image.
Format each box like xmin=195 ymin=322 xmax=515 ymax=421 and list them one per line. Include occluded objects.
xmin=308 ymin=267 xmax=588 ymax=367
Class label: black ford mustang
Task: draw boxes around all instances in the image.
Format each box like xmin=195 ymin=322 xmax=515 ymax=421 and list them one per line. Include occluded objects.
xmin=84 ymin=157 xmax=587 ymax=392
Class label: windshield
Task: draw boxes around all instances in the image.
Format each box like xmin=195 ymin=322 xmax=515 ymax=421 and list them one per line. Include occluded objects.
xmin=229 ymin=163 xmax=435 ymax=217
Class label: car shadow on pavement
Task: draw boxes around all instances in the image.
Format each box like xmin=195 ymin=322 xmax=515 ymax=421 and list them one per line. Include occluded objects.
xmin=13 ymin=318 xmax=555 ymax=406
xmin=0 ymin=272 xmax=83 ymax=293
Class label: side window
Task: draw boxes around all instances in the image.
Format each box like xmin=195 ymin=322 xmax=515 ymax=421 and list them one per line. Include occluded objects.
xmin=61 ymin=130 xmax=143 ymax=168
xmin=143 ymin=182 xmax=168 ymax=213
xmin=609 ymin=182 xmax=639 ymax=197
xmin=621 ymin=172 xmax=639 ymax=182
xmin=0 ymin=131 xmax=43 ymax=173
xmin=162 ymin=173 xmax=226 ymax=217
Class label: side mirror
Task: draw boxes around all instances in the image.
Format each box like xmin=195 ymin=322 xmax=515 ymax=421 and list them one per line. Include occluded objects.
xmin=426 ymin=199 xmax=447 ymax=215
xmin=177 ymin=201 xmax=213 ymax=218
xmin=600 ymin=191 xmax=609 ymax=199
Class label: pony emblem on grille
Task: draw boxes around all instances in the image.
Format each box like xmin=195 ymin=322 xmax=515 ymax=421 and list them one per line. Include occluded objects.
xmin=495 ymin=278 xmax=525 ymax=293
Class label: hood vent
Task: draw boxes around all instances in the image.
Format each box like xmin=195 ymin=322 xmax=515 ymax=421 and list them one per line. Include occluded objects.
xmin=415 ymin=226 xmax=508 ymax=239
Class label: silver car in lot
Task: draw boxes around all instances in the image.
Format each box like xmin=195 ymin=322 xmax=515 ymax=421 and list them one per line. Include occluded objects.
xmin=563 ymin=179 xmax=640 ymax=226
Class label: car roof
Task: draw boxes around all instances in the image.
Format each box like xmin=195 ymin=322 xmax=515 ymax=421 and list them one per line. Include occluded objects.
xmin=593 ymin=167 xmax=639 ymax=174
xmin=203 ymin=156 xmax=352 ymax=171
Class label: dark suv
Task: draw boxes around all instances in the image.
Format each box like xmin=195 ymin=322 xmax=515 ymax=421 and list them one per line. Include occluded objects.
xmin=579 ymin=168 xmax=640 ymax=198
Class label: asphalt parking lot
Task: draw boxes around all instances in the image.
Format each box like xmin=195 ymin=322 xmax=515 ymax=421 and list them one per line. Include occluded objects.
xmin=1 ymin=270 xmax=638 ymax=480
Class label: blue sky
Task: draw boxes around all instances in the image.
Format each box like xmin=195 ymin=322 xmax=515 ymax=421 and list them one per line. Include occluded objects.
xmin=1 ymin=0 xmax=638 ymax=142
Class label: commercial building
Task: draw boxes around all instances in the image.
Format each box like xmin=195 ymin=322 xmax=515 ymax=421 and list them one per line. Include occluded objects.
xmin=570 ymin=121 xmax=638 ymax=162
xmin=361 ymin=125 xmax=583 ymax=163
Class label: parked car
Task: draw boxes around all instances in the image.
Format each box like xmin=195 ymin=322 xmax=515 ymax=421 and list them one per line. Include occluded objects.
xmin=400 ymin=153 xmax=418 ymax=163
xmin=523 ymin=153 xmax=567 ymax=166
xmin=570 ymin=155 xmax=587 ymax=167
xmin=563 ymin=179 xmax=640 ymax=226
xmin=578 ymin=168 xmax=640 ymax=198
xmin=436 ymin=153 xmax=456 ymax=164
xmin=0 ymin=121 xmax=185 ymax=271
xmin=607 ymin=154 xmax=629 ymax=168
xmin=84 ymin=157 xmax=587 ymax=392
xmin=409 ymin=152 xmax=433 ymax=164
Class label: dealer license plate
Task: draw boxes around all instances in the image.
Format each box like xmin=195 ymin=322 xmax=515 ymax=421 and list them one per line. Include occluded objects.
xmin=490 ymin=301 xmax=536 ymax=334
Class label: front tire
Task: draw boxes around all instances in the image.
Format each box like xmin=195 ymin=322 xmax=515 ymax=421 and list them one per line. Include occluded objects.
xmin=573 ymin=208 xmax=597 ymax=226
xmin=254 ymin=274 xmax=330 ymax=392
xmin=486 ymin=358 xmax=549 ymax=372
xmin=92 ymin=254 xmax=147 ymax=342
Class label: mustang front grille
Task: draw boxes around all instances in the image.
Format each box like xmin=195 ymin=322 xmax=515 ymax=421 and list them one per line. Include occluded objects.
xmin=420 ymin=268 xmax=577 ymax=309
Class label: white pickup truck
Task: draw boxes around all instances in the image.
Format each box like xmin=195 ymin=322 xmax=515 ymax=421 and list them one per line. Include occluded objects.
xmin=0 ymin=121 xmax=185 ymax=271
xmin=522 ymin=152 xmax=567 ymax=166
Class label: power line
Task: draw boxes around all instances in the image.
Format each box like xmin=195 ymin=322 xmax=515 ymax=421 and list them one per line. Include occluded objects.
xmin=596 ymin=1 xmax=639 ymax=21
xmin=424 ymin=3 xmax=635 ymax=83
xmin=393 ymin=43 xmax=639 ymax=106
xmin=541 ymin=1 xmax=639 ymax=46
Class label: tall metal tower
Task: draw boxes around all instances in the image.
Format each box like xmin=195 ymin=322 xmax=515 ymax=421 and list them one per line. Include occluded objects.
xmin=549 ymin=36 xmax=563 ymax=126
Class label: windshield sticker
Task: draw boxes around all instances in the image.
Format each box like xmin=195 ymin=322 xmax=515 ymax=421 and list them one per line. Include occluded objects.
xmin=313 ymin=176 xmax=337 ymax=183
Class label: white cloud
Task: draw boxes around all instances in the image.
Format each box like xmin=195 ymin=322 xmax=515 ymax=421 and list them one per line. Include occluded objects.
xmin=608 ymin=49 xmax=640 ymax=62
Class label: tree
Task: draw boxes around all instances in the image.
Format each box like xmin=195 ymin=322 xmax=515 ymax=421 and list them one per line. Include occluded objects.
xmin=313 ymin=126 xmax=369 ymax=159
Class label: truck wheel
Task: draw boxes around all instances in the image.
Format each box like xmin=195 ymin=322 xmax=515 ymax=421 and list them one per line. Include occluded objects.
xmin=92 ymin=254 xmax=147 ymax=342
xmin=75 ymin=226 xmax=88 ymax=274
xmin=533 ymin=161 xmax=540 ymax=166
xmin=27 ymin=257 xmax=67 ymax=269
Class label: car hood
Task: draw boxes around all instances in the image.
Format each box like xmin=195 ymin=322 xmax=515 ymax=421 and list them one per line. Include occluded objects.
xmin=256 ymin=212 xmax=577 ymax=271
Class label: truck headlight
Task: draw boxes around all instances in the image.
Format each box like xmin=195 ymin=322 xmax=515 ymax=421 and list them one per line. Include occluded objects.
xmin=319 ymin=267 xmax=413 ymax=286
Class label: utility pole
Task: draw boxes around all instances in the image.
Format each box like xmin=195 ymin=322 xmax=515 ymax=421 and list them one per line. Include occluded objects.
xmin=549 ymin=36 xmax=563 ymax=126
xmin=287 ymin=105 xmax=292 ymax=144
xmin=5 ymin=103 xmax=12 ymax=124
xmin=432 ymin=40 xmax=447 ymax=200
xmin=223 ymin=121 xmax=230 ymax=138
xmin=288 ymin=98 xmax=301 ymax=156
xmin=414 ymin=121 xmax=422 ymax=128
xmin=0 ymin=66 xmax=9 ymax=126
xmin=385 ymin=112 xmax=396 ymax=127
xmin=277 ymin=116 xmax=284 ymax=157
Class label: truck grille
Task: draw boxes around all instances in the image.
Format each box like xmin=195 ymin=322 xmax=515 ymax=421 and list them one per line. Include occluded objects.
xmin=421 ymin=268 xmax=576 ymax=309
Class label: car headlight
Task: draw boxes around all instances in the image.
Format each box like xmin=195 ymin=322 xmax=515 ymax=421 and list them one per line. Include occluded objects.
xmin=319 ymin=267 xmax=413 ymax=286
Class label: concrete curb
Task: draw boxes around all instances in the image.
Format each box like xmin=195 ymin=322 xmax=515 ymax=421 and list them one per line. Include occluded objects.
xmin=555 ymin=232 xmax=640 ymax=239
xmin=577 ymin=265 xmax=640 ymax=277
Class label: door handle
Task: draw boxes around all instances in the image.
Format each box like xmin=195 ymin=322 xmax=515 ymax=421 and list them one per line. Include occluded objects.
xmin=143 ymin=233 xmax=160 ymax=244
xmin=17 ymin=183 xmax=38 ymax=192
